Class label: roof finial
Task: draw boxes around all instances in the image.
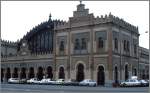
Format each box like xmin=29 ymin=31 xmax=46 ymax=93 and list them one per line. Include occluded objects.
xmin=49 ymin=13 xmax=52 ymax=19
xmin=80 ymin=0 xmax=82 ymax=4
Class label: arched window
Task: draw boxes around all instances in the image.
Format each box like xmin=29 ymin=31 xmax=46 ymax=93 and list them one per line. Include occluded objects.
xmin=114 ymin=38 xmax=118 ymax=50
xmin=133 ymin=68 xmax=137 ymax=76
xmin=74 ymin=39 xmax=80 ymax=50
xmin=59 ymin=40 xmax=64 ymax=51
xmin=98 ymin=37 xmax=103 ymax=48
xmin=134 ymin=44 xmax=137 ymax=54
xmin=125 ymin=64 xmax=129 ymax=80
xmin=1 ymin=53 xmax=3 ymax=57
xmin=123 ymin=40 xmax=126 ymax=51
xmin=81 ymin=38 xmax=86 ymax=49
xmin=127 ymin=41 xmax=130 ymax=51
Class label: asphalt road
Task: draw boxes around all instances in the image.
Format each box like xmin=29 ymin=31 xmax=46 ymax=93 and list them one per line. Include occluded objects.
xmin=1 ymin=83 xmax=149 ymax=93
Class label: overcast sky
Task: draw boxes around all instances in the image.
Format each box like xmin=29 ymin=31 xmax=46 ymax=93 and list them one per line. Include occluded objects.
xmin=1 ymin=1 xmax=149 ymax=49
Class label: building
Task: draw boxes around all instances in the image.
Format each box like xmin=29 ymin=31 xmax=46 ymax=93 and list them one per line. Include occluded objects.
xmin=139 ymin=47 xmax=149 ymax=80
xmin=1 ymin=2 xmax=149 ymax=86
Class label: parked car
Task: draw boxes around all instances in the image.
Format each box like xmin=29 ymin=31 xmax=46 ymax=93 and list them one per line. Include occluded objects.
xmin=55 ymin=79 xmax=65 ymax=85
xmin=64 ymin=79 xmax=79 ymax=86
xmin=40 ymin=78 xmax=56 ymax=85
xmin=19 ymin=79 xmax=27 ymax=84
xmin=139 ymin=80 xmax=149 ymax=87
xmin=8 ymin=78 xmax=20 ymax=84
xmin=79 ymin=79 xmax=97 ymax=87
xmin=27 ymin=78 xmax=40 ymax=84
xmin=120 ymin=79 xmax=141 ymax=87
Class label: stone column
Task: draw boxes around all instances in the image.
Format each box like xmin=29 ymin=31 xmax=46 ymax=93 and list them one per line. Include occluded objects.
xmin=106 ymin=25 xmax=113 ymax=87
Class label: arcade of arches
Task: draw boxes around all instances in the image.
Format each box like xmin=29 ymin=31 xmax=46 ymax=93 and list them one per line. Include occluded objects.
xmin=1 ymin=64 xmax=149 ymax=84
xmin=1 ymin=66 xmax=53 ymax=81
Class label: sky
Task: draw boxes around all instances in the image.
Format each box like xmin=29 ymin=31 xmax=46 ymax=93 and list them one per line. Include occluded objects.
xmin=1 ymin=1 xmax=149 ymax=49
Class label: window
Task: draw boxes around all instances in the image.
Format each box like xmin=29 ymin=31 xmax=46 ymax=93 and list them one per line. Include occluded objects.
xmin=59 ymin=41 xmax=64 ymax=51
xmin=114 ymin=38 xmax=118 ymax=50
xmin=127 ymin=41 xmax=130 ymax=51
xmin=74 ymin=39 xmax=80 ymax=50
xmin=123 ymin=40 xmax=126 ymax=51
xmin=9 ymin=53 xmax=12 ymax=56
xmin=81 ymin=38 xmax=86 ymax=49
xmin=134 ymin=44 xmax=137 ymax=54
xmin=98 ymin=37 xmax=103 ymax=48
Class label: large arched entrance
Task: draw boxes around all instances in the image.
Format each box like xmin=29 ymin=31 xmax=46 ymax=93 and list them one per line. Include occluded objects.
xmin=28 ymin=67 xmax=34 ymax=79
xmin=13 ymin=68 xmax=18 ymax=78
xmin=47 ymin=66 xmax=53 ymax=79
xmin=1 ymin=68 xmax=4 ymax=82
xmin=58 ymin=67 xmax=65 ymax=79
xmin=125 ymin=64 xmax=129 ymax=80
xmin=114 ymin=66 xmax=118 ymax=83
xmin=76 ymin=63 xmax=84 ymax=82
xmin=97 ymin=66 xmax=105 ymax=85
xmin=6 ymin=68 xmax=11 ymax=81
xmin=20 ymin=67 xmax=26 ymax=79
xmin=37 ymin=67 xmax=44 ymax=80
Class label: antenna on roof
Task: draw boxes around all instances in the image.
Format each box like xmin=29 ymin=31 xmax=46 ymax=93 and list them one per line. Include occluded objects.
xmin=80 ymin=0 xmax=82 ymax=4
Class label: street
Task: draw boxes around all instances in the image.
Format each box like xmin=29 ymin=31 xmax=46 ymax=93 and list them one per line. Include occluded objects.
xmin=1 ymin=83 xmax=149 ymax=93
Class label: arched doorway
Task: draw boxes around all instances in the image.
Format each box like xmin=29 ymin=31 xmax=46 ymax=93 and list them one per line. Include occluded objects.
xmin=20 ymin=68 xmax=26 ymax=79
xmin=1 ymin=68 xmax=4 ymax=82
xmin=28 ymin=67 xmax=34 ymax=79
xmin=13 ymin=68 xmax=18 ymax=78
xmin=59 ymin=67 xmax=65 ymax=79
xmin=76 ymin=63 xmax=84 ymax=82
xmin=6 ymin=68 xmax=11 ymax=81
xmin=97 ymin=66 xmax=105 ymax=85
xmin=37 ymin=67 xmax=44 ymax=80
xmin=114 ymin=66 xmax=118 ymax=83
xmin=125 ymin=64 xmax=129 ymax=80
xmin=47 ymin=66 xmax=53 ymax=79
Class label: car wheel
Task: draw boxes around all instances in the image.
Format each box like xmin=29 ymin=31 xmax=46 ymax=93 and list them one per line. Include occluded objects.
xmin=123 ymin=83 xmax=126 ymax=87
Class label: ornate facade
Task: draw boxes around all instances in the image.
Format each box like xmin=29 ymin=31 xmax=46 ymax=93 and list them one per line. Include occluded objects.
xmin=1 ymin=3 xmax=149 ymax=86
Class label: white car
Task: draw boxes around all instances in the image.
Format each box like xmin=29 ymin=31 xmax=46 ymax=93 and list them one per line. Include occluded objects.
xmin=40 ymin=78 xmax=55 ymax=84
xmin=55 ymin=79 xmax=65 ymax=85
xmin=79 ymin=79 xmax=97 ymax=87
xmin=139 ymin=80 xmax=149 ymax=87
xmin=27 ymin=78 xmax=40 ymax=84
xmin=120 ymin=79 xmax=141 ymax=87
xmin=8 ymin=78 xmax=20 ymax=84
